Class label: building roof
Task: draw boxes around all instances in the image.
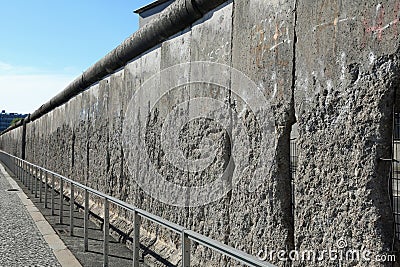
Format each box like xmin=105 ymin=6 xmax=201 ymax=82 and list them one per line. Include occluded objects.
xmin=134 ymin=0 xmax=172 ymax=14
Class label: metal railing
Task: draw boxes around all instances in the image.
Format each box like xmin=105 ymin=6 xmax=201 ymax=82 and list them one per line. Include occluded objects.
xmin=393 ymin=113 xmax=400 ymax=240
xmin=0 ymin=150 xmax=274 ymax=267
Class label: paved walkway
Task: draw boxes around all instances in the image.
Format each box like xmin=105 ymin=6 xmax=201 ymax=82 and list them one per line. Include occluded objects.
xmin=0 ymin=164 xmax=79 ymax=267
xmin=1 ymin=162 xmax=149 ymax=267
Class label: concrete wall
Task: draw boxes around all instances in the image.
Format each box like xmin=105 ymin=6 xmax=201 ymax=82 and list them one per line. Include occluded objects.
xmin=0 ymin=125 xmax=23 ymax=158
xmin=294 ymin=0 xmax=399 ymax=266
xmin=1 ymin=0 xmax=399 ymax=266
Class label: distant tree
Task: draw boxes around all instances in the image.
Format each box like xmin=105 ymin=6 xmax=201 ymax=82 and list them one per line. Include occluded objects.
xmin=10 ymin=118 xmax=22 ymax=126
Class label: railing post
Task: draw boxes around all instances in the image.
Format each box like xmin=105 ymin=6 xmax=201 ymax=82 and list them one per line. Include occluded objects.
xmin=30 ymin=166 xmax=34 ymax=193
xmin=44 ymin=171 xmax=48 ymax=208
xmin=103 ymin=198 xmax=109 ymax=267
xmin=133 ymin=210 xmax=141 ymax=267
xmin=17 ymin=159 xmax=20 ymax=180
xmin=84 ymin=189 xmax=89 ymax=252
xmin=25 ymin=162 xmax=28 ymax=185
xmin=20 ymin=160 xmax=22 ymax=180
xmin=21 ymin=161 xmax=23 ymax=184
xmin=20 ymin=161 xmax=23 ymax=181
xmin=15 ymin=159 xmax=18 ymax=179
xmin=39 ymin=168 xmax=43 ymax=203
xmin=20 ymin=161 xmax=23 ymax=184
xmin=34 ymin=166 xmax=38 ymax=198
xmin=69 ymin=183 xmax=74 ymax=236
xmin=18 ymin=160 xmax=21 ymax=180
xmin=14 ymin=157 xmax=17 ymax=175
xmin=23 ymin=162 xmax=26 ymax=185
xmin=13 ymin=157 xmax=16 ymax=174
xmin=182 ymin=230 xmax=190 ymax=267
xmin=51 ymin=174 xmax=55 ymax=215
xmin=25 ymin=162 xmax=27 ymax=185
xmin=59 ymin=177 xmax=64 ymax=224
xmin=29 ymin=166 xmax=32 ymax=192
xmin=25 ymin=163 xmax=28 ymax=186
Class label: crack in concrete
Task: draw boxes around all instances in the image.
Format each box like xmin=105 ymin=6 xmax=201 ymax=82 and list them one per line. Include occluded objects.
xmin=289 ymin=0 xmax=298 ymax=260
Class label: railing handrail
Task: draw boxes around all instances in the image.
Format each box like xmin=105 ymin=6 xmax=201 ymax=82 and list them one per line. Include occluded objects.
xmin=0 ymin=150 xmax=275 ymax=267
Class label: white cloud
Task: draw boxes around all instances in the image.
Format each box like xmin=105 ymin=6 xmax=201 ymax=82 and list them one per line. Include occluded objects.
xmin=0 ymin=61 xmax=13 ymax=72
xmin=0 ymin=74 xmax=76 ymax=114
xmin=0 ymin=61 xmax=78 ymax=114
xmin=0 ymin=61 xmax=42 ymax=75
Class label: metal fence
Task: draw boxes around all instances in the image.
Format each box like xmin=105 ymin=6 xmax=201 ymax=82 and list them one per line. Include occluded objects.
xmin=393 ymin=113 xmax=400 ymax=239
xmin=0 ymin=150 xmax=274 ymax=267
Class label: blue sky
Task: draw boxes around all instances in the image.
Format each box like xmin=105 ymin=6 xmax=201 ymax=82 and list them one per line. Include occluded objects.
xmin=0 ymin=0 xmax=150 ymax=114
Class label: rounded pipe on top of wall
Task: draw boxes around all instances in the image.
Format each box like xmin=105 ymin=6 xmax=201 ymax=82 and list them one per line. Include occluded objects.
xmin=0 ymin=0 xmax=228 ymax=136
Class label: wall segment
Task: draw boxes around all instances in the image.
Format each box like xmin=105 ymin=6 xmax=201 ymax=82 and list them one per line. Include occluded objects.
xmin=1 ymin=0 xmax=399 ymax=266
xmin=294 ymin=0 xmax=400 ymax=266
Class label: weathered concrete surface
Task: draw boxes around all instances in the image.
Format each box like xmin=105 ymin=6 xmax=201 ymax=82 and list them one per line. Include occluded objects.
xmin=185 ymin=3 xmax=234 ymax=265
xmin=231 ymin=0 xmax=296 ymax=260
xmin=1 ymin=0 xmax=399 ymax=266
xmin=294 ymin=0 xmax=400 ymax=266
xmin=0 ymin=126 xmax=23 ymax=158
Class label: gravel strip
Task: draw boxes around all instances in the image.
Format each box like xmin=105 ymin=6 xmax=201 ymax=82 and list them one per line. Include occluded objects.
xmin=0 ymin=166 xmax=61 ymax=267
